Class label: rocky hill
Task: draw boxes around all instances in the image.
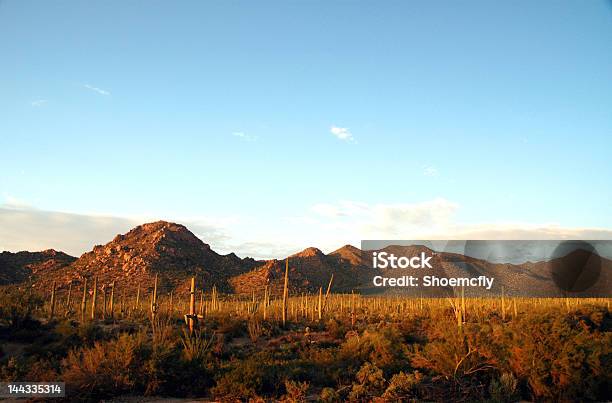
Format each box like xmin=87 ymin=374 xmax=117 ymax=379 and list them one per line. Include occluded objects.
xmin=29 ymin=221 xmax=259 ymax=294
xmin=2 ymin=221 xmax=610 ymax=298
xmin=229 ymin=246 xmax=371 ymax=295
xmin=0 ymin=249 xmax=76 ymax=285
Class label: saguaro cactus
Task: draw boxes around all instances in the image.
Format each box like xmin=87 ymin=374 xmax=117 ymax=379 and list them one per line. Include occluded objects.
xmin=317 ymin=287 xmax=323 ymax=321
xmin=263 ymin=285 xmax=269 ymax=320
xmin=187 ymin=277 xmax=197 ymax=334
xmin=91 ymin=277 xmax=98 ymax=320
xmin=109 ymin=282 xmax=115 ymax=318
xmin=135 ymin=284 xmax=141 ymax=313
xmin=81 ymin=279 xmax=87 ymax=322
xmin=150 ymin=274 xmax=158 ymax=321
xmin=102 ymin=285 xmax=107 ymax=319
xmin=323 ymin=274 xmax=334 ymax=313
xmin=351 ymin=290 xmax=356 ymax=329
xmin=501 ymin=286 xmax=506 ymax=321
xmin=66 ymin=281 xmax=72 ymax=314
xmin=282 ymin=258 xmax=289 ymax=327
xmin=49 ymin=281 xmax=56 ymax=319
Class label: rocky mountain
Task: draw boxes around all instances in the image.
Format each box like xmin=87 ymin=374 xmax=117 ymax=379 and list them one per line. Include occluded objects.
xmin=360 ymin=244 xmax=612 ymax=297
xmin=0 ymin=249 xmax=76 ymax=285
xmin=1 ymin=221 xmax=610 ymax=298
xmin=329 ymin=244 xmax=367 ymax=266
xmin=229 ymin=246 xmax=371 ymax=295
xmin=28 ymin=221 xmax=259 ymax=294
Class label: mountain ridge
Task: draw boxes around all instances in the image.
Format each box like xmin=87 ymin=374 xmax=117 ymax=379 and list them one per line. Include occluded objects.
xmin=2 ymin=221 xmax=610 ymax=297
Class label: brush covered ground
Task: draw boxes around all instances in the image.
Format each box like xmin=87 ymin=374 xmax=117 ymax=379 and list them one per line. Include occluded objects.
xmin=0 ymin=288 xmax=610 ymax=402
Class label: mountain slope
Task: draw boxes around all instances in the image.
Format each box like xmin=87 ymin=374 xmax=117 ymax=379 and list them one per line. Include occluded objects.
xmin=0 ymin=250 xmax=76 ymax=285
xmin=230 ymin=246 xmax=372 ymax=295
xmin=3 ymin=222 xmax=610 ymax=298
xmin=30 ymin=221 xmax=258 ymax=293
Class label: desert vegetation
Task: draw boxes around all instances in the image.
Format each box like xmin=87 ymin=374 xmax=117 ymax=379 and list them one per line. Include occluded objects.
xmin=0 ymin=269 xmax=610 ymax=402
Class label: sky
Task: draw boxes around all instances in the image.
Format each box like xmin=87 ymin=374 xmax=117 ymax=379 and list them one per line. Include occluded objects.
xmin=1 ymin=1 xmax=611 ymax=259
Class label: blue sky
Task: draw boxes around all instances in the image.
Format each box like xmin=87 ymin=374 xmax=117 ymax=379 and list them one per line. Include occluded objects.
xmin=1 ymin=1 xmax=611 ymax=258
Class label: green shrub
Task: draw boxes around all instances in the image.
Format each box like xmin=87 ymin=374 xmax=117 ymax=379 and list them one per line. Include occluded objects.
xmin=0 ymin=288 xmax=43 ymax=330
xmin=212 ymin=352 xmax=282 ymax=400
xmin=488 ymin=372 xmax=518 ymax=402
xmin=411 ymin=320 xmax=504 ymax=381
xmin=507 ymin=310 xmax=611 ymax=400
xmin=348 ymin=362 xmax=386 ymax=401
xmin=61 ymin=332 xmax=148 ymax=398
xmin=339 ymin=325 xmax=409 ymax=375
xmin=180 ymin=328 xmax=214 ymax=362
xmin=382 ymin=370 xmax=422 ymax=400
xmin=0 ymin=357 xmax=25 ymax=382
xmin=319 ymin=387 xmax=341 ymax=402
xmin=281 ymin=379 xmax=309 ymax=402
xmin=325 ymin=319 xmax=346 ymax=339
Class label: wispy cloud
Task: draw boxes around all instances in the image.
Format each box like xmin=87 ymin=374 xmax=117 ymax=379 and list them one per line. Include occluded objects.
xmin=0 ymin=204 xmax=230 ymax=257
xmin=1 ymin=199 xmax=612 ymax=261
xmin=1 ymin=195 xmax=32 ymax=209
xmin=423 ymin=166 xmax=438 ymax=177
xmin=83 ymin=84 xmax=111 ymax=96
xmin=231 ymin=132 xmax=258 ymax=142
xmin=330 ymin=126 xmax=354 ymax=141
xmin=31 ymin=99 xmax=47 ymax=107
xmin=301 ymin=199 xmax=612 ymax=254
xmin=311 ymin=199 xmax=458 ymax=234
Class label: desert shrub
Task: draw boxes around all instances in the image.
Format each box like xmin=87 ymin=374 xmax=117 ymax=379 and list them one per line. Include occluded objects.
xmin=382 ymin=370 xmax=422 ymax=400
xmin=297 ymin=346 xmax=344 ymax=386
xmin=47 ymin=320 xmax=97 ymax=356
xmin=151 ymin=314 xmax=175 ymax=348
xmin=248 ymin=316 xmax=264 ymax=342
xmin=0 ymin=357 xmax=25 ymax=381
xmin=0 ymin=288 xmax=43 ymax=330
xmin=348 ymin=362 xmax=386 ymax=401
xmin=61 ymin=332 xmax=148 ymax=398
xmin=281 ymin=379 xmax=309 ymax=402
xmin=339 ymin=325 xmax=409 ymax=375
xmin=211 ymin=352 xmax=282 ymax=400
xmin=411 ymin=320 xmax=504 ymax=381
xmin=217 ymin=316 xmax=247 ymax=339
xmin=410 ymin=307 xmax=611 ymax=401
xmin=319 ymin=387 xmax=341 ymax=402
xmin=76 ymin=322 xmax=106 ymax=345
xmin=506 ymin=310 xmax=611 ymax=401
xmin=142 ymin=342 xmax=180 ymax=396
xmin=142 ymin=338 xmax=213 ymax=397
xmin=488 ymin=372 xmax=518 ymax=402
xmin=325 ymin=319 xmax=346 ymax=340
xmin=180 ymin=328 xmax=214 ymax=362
xmin=23 ymin=358 xmax=59 ymax=382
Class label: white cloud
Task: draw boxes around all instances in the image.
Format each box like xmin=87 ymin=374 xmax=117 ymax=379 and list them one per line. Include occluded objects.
xmin=83 ymin=84 xmax=111 ymax=96
xmin=0 ymin=204 xmax=230 ymax=257
xmin=311 ymin=201 xmax=369 ymax=218
xmin=297 ymin=199 xmax=612 ymax=255
xmin=1 ymin=195 xmax=32 ymax=210
xmin=423 ymin=166 xmax=438 ymax=177
xmin=330 ymin=126 xmax=354 ymax=141
xmin=232 ymin=132 xmax=258 ymax=142
xmin=441 ymin=222 xmax=612 ymax=241
xmin=0 ymin=206 xmax=139 ymax=255
xmin=310 ymin=198 xmax=459 ymax=239
xmin=31 ymin=99 xmax=47 ymax=107
xmin=1 ymin=198 xmax=611 ymax=261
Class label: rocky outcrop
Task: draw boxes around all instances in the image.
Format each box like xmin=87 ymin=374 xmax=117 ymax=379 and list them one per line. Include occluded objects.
xmin=0 ymin=249 xmax=76 ymax=285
